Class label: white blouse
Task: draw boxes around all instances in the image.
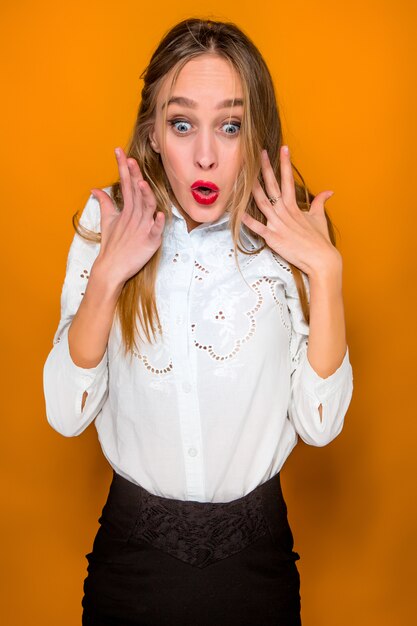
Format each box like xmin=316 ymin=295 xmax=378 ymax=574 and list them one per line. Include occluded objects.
xmin=43 ymin=188 xmax=354 ymax=503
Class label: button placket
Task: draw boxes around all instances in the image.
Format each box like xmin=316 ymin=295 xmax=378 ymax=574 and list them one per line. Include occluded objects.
xmin=169 ymin=248 xmax=205 ymax=500
xmin=182 ymin=381 xmax=192 ymax=393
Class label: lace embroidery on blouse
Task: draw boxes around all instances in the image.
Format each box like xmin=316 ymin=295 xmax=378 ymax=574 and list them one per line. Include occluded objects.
xmin=270 ymin=251 xmax=292 ymax=274
xmin=131 ymin=322 xmax=174 ymax=375
xmin=191 ymin=276 xmax=291 ymax=362
xmin=132 ymin=350 xmax=174 ymax=375
xmin=116 ymin=249 xmax=296 ymax=374
xmin=194 ymin=260 xmax=210 ymax=281
xmin=79 ymin=268 xmax=90 ymax=296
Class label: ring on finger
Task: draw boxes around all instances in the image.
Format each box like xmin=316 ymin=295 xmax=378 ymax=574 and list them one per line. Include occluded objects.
xmin=269 ymin=195 xmax=282 ymax=205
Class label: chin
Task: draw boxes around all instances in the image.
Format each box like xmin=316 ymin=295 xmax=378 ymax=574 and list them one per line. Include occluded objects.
xmin=189 ymin=206 xmax=226 ymax=222
xmin=175 ymin=196 xmax=226 ymax=222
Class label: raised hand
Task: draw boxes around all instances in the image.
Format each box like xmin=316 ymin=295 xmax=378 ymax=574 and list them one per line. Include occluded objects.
xmin=241 ymin=146 xmax=340 ymax=277
xmin=91 ymin=146 xmax=165 ymax=288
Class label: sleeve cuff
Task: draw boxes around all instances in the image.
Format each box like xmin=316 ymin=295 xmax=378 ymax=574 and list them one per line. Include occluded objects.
xmin=298 ymin=345 xmax=352 ymax=402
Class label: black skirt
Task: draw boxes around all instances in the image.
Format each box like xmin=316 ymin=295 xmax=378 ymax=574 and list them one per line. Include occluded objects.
xmin=82 ymin=470 xmax=302 ymax=625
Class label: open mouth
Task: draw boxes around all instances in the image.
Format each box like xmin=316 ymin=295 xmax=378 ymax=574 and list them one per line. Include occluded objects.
xmin=191 ymin=187 xmax=219 ymax=205
xmin=195 ymin=186 xmax=215 ymax=195
xmin=191 ymin=180 xmax=220 ymax=205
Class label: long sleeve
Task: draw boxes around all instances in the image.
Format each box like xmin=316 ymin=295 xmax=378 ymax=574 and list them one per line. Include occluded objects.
xmin=40 ymin=205 xmax=355 ymax=501
xmin=272 ymin=251 xmax=354 ymax=447
xmin=43 ymin=191 xmax=109 ymax=437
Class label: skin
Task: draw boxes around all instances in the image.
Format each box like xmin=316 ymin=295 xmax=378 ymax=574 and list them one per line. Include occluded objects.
xmin=241 ymin=147 xmax=347 ymax=421
xmin=69 ymin=53 xmax=347 ymax=420
xmin=149 ymin=55 xmax=244 ymax=231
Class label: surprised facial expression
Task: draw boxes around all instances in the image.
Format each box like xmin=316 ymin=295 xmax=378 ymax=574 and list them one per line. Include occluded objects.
xmin=149 ymin=54 xmax=244 ymax=231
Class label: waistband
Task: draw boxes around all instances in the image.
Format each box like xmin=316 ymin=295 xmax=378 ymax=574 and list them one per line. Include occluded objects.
xmin=99 ymin=470 xmax=296 ymax=569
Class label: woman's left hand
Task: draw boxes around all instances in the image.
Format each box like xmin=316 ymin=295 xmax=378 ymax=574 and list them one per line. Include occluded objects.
xmin=241 ymin=145 xmax=341 ymax=277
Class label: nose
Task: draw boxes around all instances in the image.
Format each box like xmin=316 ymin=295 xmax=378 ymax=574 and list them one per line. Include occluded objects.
xmin=194 ymin=128 xmax=217 ymax=170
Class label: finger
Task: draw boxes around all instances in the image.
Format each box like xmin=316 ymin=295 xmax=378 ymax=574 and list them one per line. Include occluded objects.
xmin=252 ymin=178 xmax=281 ymax=223
xmin=241 ymin=212 xmax=269 ymax=239
xmin=127 ymin=157 xmax=144 ymax=184
xmin=137 ymin=180 xmax=157 ymax=218
xmin=280 ymin=145 xmax=298 ymax=212
xmin=115 ymin=147 xmax=134 ymax=218
xmin=308 ymin=190 xmax=334 ymax=215
xmin=127 ymin=158 xmax=144 ymax=218
xmin=90 ymin=188 xmax=118 ymax=246
xmin=149 ymin=211 xmax=166 ymax=239
xmin=90 ymin=188 xmax=117 ymax=222
xmin=261 ymin=149 xmax=282 ymax=203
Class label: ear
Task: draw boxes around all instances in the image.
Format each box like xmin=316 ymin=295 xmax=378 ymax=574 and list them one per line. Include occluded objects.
xmin=149 ymin=126 xmax=161 ymax=153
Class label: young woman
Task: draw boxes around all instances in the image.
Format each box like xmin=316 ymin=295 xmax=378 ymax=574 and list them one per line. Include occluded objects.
xmin=43 ymin=17 xmax=354 ymax=626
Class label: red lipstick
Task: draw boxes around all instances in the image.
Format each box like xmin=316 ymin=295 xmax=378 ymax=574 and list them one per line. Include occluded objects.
xmin=191 ymin=180 xmax=220 ymax=206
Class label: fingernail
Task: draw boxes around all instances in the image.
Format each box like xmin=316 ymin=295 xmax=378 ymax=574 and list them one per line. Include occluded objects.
xmin=283 ymin=145 xmax=289 ymax=155
xmin=262 ymin=149 xmax=268 ymax=158
xmin=115 ymin=147 xmax=120 ymax=158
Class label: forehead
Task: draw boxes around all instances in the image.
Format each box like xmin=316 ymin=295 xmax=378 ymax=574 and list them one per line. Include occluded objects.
xmin=158 ymin=54 xmax=244 ymax=104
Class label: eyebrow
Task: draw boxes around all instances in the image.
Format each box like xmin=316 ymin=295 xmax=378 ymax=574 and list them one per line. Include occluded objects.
xmin=162 ymin=96 xmax=244 ymax=111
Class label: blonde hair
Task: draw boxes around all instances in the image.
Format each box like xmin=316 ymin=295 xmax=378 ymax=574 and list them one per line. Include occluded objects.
xmin=73 ymin=18 xmax=337 ymax=353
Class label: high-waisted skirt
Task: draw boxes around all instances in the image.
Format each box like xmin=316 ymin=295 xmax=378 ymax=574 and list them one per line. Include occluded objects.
xmin=82 ymin=470 xmax=302 ymax=625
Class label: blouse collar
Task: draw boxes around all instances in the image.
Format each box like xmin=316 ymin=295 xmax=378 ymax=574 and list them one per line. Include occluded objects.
xmin=170 ymin=203 xmax=230 ymax=231
xmin=169 ymin=203 xmax=261 ymax=250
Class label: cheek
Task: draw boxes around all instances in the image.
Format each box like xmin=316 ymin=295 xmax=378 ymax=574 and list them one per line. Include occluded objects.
xmin=226 ymin=149 xmax=243 ymax=179
xmin=161 ymin=146 xmax=189 ymax=189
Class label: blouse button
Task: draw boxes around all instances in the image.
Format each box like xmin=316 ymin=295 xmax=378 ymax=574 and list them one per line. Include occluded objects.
xmin=182 ymin=381 xmax=192 ymax=393
xmin=188 ymin=447 xmax=198 ymax=457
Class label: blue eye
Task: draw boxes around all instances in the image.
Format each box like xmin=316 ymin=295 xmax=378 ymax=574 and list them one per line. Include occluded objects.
xmin=169 ymin=120 xmax=192 ymax=134
xmin=222 ymin=122 xmax=241 ymax=135
xmin=168 ymin=119 xmax=241 ymax=136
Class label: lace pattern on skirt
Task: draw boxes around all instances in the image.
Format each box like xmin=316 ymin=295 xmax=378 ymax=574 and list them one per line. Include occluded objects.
xmin=130 ymin=487 xmax=269 ymax=569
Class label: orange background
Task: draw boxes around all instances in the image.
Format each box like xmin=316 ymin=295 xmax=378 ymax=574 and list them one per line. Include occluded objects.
xmin=1 ymin=1 xmax=416 ymax=624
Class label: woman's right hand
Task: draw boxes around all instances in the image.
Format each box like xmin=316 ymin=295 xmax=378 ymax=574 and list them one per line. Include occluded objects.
xmin=90 ymin=146 xmax=165 ymax=288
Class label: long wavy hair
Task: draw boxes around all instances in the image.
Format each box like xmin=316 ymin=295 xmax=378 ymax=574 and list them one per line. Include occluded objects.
xmin=73 ymin=17 xmax=337 ymax=354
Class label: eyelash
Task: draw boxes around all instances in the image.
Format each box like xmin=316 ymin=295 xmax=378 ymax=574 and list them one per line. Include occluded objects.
xmin=167 ymin=118 xmax=241 ymax=136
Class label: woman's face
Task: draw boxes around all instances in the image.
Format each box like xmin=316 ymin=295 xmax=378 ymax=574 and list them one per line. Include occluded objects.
xmin=150 ymin=54 xmax=244 ymax=231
